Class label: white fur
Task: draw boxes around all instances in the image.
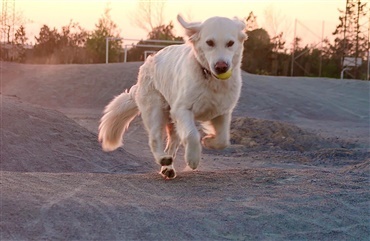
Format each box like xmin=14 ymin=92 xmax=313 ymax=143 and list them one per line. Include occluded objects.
xmin=99 ymin=15 xmax=247 ymax=179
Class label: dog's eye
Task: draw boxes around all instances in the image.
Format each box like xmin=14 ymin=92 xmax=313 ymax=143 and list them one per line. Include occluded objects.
xmin=226 ymin=40 xmax=234 ymax=47
xmin=206 ymin=40 xmax=215 ymax=47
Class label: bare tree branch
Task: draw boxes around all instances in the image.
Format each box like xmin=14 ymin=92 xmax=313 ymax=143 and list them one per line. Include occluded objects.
xmin=263 ymin=5 xmax=292 ymax=40
xmin=130 ymin=0 xmax=166 ymax=33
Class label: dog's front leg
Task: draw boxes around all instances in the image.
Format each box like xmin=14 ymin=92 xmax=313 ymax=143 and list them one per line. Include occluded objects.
xmin=171 ymin=108 xmax=201 ymax=170
xmin=201 ymin=113 xmax=231 ymax=150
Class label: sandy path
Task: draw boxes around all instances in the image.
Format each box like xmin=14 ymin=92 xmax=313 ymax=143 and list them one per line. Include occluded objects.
xmin=2 ymin=167 xmax=368 ymax=240
xmin=1 ymin=62 xmax=369 ymax=240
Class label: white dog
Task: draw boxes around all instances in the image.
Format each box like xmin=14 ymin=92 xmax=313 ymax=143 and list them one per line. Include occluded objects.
xmin=99 ymin=15 xmax=247 ymax=179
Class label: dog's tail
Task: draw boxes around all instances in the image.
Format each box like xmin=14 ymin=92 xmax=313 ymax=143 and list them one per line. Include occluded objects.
xmin=98 ymin=85 xmax=139 ymax=151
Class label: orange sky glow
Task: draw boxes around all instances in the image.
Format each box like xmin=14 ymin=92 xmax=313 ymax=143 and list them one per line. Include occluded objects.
xmin=13 ymin=0 xmax=349 ymax=47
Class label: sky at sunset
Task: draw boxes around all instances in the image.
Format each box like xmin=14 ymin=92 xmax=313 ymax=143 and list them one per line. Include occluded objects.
xmin=14 ymin=0 xmax=349 ymax=47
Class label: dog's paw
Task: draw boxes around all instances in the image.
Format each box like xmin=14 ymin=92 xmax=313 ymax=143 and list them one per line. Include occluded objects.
xmin=159 ymin=155 xmax=173 ymax=166
xmin=202 ymin=135 xmax=229 ymax=150
xmin=187 ymin=159 xmax=199 ymax=170
xmin=160 ymin=166 xmax=176 ymax=179
xmin=185 ymin=144 xmax=200 ymax=170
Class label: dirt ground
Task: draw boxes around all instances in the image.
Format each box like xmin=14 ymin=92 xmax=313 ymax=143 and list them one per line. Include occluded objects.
xmin=1 ymin=61 xmax=369 ymax=240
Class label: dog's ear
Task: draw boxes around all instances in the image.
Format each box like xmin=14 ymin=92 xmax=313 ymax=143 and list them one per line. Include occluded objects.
xmin=177 ymin=14 xmax=201 ymax=41
xmin=233 ymin=17 xmax=248 ymax=42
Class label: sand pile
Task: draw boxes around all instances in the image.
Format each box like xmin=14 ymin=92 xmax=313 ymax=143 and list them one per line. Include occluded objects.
xmin=230 ymin=116 xmax=341 ymax=152
xmin=1 ymin=95 xmax=153 ymax=173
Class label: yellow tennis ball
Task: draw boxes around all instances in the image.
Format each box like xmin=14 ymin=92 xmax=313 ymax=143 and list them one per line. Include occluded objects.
xmin=216 ymin=69 xmax=232 ymax=80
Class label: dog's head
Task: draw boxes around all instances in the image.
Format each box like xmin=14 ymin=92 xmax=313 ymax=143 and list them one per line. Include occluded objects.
xmin=178 ymin=15 xmax=247 ymax=80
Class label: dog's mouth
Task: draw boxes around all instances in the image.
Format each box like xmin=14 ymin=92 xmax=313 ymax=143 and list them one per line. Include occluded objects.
xmin=213 ymin=69 xmax=232 ymax=80
xmin=201 ymin=66 xmax=233 ymax=80
xmin=212 ymin=61 xmax=232 ymax=80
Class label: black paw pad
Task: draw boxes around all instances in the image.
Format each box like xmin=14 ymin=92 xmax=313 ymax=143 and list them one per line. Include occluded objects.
xmin=161 ymin=168 xmax=176 ymax=179
xmin=160 ymin=157 xmax=173 ymax=166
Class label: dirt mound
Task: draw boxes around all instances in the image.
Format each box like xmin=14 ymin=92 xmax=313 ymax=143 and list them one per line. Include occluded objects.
xmin=230 ymin=116 xmax=341 ymax=152
xmin=340 ymin=159 xmax=370 ymax=176
xmin=1 ymin=62 xmax=142 ymax=109
xmin=1 ymin=95 xmax=153 ymax=173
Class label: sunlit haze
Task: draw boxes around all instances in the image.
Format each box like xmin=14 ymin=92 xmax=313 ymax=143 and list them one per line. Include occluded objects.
xmin=15 ymin=0 xmax=346 ymax=47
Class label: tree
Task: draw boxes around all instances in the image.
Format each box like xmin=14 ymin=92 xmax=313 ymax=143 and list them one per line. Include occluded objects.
xmin=14 ymin=25 xmax=27 ymax=45
xmin=30 ymin=21 xmax=89 ymax=64
xmin=1 ymin=8 xmax=30 ymax=44
xmin=55 ymin=21 xmax=89 ymax=64
xmin=130 ymin=0 xmax=166 ymax=33
xmin=245 ymin=12 xmax=258 ymax=31
xmin=59 ymin=20 xmax=88 ymax=48
xmin=242 ymin=28 xmax=273 ymax=75
xmin=242 ymin=11 xmax=292 ymax=76
xmin=86 ymin=7 xmax=122 ymax=63
xmin=147 ymin=22 xmax=182 ymax=41
xmin=34 ymin=24 xmax=60 ymax=58
xmin=14 ymin=25 xmax=28 ymax=62
xmin=127 ymin=22 xmax=183 ymax=62
xmin=332 ymin=0 xmax=368 ymax=78
xmin=263 ymin=5 xmax=290 ymax=53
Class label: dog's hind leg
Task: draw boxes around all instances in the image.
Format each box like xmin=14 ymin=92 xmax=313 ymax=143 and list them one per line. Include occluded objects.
xmin=165 ymin=122 xmax=181 ymax=158
xmin=137 ymin=94 xmax=176 ymax=179
xmin=201 ymin=113 xmax=231 ymax=150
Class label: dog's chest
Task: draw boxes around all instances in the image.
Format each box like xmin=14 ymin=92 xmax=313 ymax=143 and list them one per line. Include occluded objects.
xmin=191 ymin=85 xmax=238 ymax=121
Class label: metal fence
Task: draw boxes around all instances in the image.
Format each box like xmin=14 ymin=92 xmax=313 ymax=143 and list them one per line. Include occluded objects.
xmin=105 ymin=37 xmax=184 ymax=64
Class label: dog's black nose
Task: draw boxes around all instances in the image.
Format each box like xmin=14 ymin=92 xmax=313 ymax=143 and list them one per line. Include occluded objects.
xmin=214 ymin=61 xmax=229 ymax=74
